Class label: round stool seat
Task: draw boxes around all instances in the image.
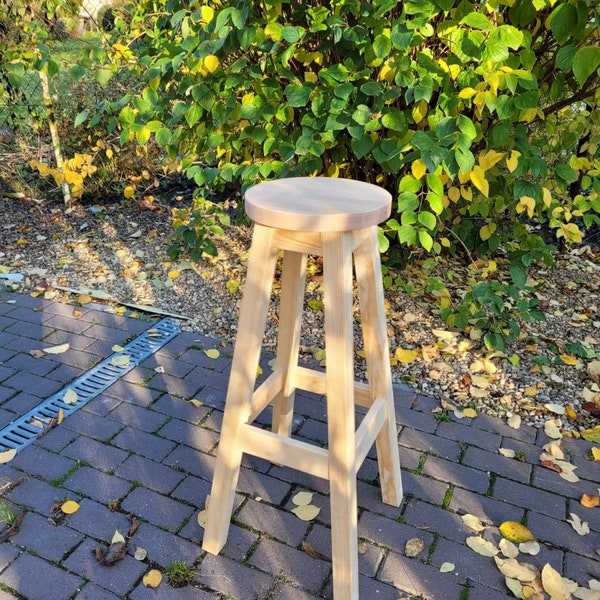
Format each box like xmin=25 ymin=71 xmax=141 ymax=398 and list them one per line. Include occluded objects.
xmin=245 ymin=177 xmax=392 ymax=232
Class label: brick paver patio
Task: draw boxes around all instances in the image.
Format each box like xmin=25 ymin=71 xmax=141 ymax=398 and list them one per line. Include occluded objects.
xmin=0 ymin=291 xmax=598 ymax=599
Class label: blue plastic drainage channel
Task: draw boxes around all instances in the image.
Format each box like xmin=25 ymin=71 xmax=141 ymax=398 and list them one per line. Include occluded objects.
xmin=0 ymin=317 xmax=180 ymax=453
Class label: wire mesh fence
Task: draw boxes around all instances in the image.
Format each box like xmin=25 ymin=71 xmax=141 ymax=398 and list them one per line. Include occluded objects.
xmin=0 ymin=0 xmax=130 ymax=143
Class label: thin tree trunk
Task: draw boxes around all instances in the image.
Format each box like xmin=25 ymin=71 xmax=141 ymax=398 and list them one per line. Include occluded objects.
xmin=38 ymin=69 xmax=72 ymax=205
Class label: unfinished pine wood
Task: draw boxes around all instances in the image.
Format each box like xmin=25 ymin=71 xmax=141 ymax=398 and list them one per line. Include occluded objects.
xmin=353 ymin=227 xmax=403 ymax=506
xmin=202 ymin=225 xmax=279 ymax=555
xmin=323 ymin=231 xmax=360 ymax=600
xmin=245 ymin=177 xmax=392 ymax=232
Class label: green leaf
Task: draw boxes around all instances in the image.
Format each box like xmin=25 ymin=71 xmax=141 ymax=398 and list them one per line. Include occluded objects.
xmin=94 ymin=68 xmax=114 ymax=86
xmin=382 ymin=109 xmax=407 ymax=132
xmin=556 ymin=45 xmax=577 ymax=72
xmin=396 ymin=192 xmax=419 ymax=212
xmin=155 ymin=128 xmax=172 ymax=146
xmin=398 ymin=224 xmax=418 ymax=245
xmin=418 ymin=211 xmax=437 ymax=230
xmin=509 ymin=265 xmax=527 ymax=288
xmin=350 ymin=135 xmax=374 ymax=159
xmin=549 ymin=3 xmax=578 ymax=43
xmin=555 ymin=163 xmax=578 ymax=183
xmin=373 ymin=34 xmax=392 ymax=59
xmin=285 ymin=84 xmax=312 ymax=107
xmin=74 ymin=110 xmax=89 ymax=128
xmin=573 ymin=46 xmax=600 ymax=86
xmin=352 ymin=105 xmax=371 ymax=125
xmin=185 ymin=104 xmax=203 ymax=127
xmin=360 ymin=81 xmax=383 ymax=96
xmin=281 ymin=26 xmax=305 ymax=43
xmin=418 ymin=228 xmax=434 ymax=251
xmin=460 ymin=13 xmax=493 ymax=30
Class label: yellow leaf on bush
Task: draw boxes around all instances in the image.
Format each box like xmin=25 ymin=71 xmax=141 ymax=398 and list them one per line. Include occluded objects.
xmin=411 ymin=159 xmax=427 ymax=179
xmin=470 ymin=165 xmax=489 ymax=197
xmin=499 ymin=521 xmax=535 ymax=544
xmin=203 ymin=54 xmax=220 ymax=73
xmin=61 ymin=500 xmax=80 ymax=515
xmin=143 ymin=569 xmax=163 ymax=589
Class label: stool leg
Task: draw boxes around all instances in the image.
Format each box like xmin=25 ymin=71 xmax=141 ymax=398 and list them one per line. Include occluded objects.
xmin=202 ymin=225 xmax=279 ymax=555
xmin=272 ymin=249 xmax=307 ymax=437
xmin=323 ymin=231 xmax=359 ymax=600
xmin=353 ymin=228 xmax=403 ymax=507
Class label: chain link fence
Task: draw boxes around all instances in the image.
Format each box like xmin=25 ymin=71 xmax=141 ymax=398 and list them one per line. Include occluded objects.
xmin=0 ymin=0 xmax=128 ymax=143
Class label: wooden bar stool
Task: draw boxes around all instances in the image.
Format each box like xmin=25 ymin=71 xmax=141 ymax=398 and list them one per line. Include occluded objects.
xmin=202 ymin=177 xmax=403 ymax=600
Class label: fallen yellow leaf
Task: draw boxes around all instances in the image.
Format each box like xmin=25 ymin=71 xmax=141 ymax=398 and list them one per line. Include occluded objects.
xmin=43 ymin=343 xmax=70 ymax=354
xmin=226 ymin=279 xmax=239 ymax=293
xmin=581 ymin=493 xmax=600 ymax=508
xmin=0 ymin=448 xmax=17 ymax=464
xmin=292 ymin=491 xmax=314 ymax=506
xmin=167 ymin=269 xmax=180 ymax=280
xmin=466 ymin=536 xmax=499 ymax=557
xmin=205 ymin=349 xmax=220 ymax=359
xmin=63 ymin=389 xmax=78 ymax=405
xmin=463 ymin=407 xmax=478 ymax=418
xmin=591 ymin=447 xmax=600 ymax=461
xmin=524 ymin=386 xmax=539 ymax=397
xmin=499 ymin=521 xmax=535 ymax=544
xmin=111 ymin=355 xmax=130 ymax=368
xmin=61 ymin=500 xmax=80 ymax=515
xmin=291 ymin=504 xmax=321 ymax=521
xmin=559 ymin=354 xmax=580 ymax=366
xmin=395 ymin=348 xmax=419 ymax=363
xmin=581 ymin=426 xmax=600 ymax=443
xmin=142 ymin=569 xmax=163 ymax=589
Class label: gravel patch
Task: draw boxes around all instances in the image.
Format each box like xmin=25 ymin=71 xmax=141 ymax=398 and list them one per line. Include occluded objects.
xmin=1 ymin=197 xmax=599 ymax=435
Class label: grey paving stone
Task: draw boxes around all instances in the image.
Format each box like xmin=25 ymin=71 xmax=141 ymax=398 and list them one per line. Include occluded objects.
xmin=527 ymin=511 xmax=599 ymax=560
xmin=62 ymin=538 xmax=146 ymax=596
xmin=398 ymin=428 xmax=461 ymax=460
xmin=43 ymin=313 xmax=95 ymax=334
xmin=297 ymin=418 xmax=328 ymax=443
xmin=198 ymin=552 xmax=273 ymax=599
xmin=358 ymin=574 xmax=404 ymax=600
xmin=3 ymin=371 xmax=63 ymax=398
xmin=422 ymin=455 xmax=490 ymax=494
xmin=102 ymin=379 xmax=162 ymax=407
xmin=0 ymin=552 xmax=83 ymax=600
xmin=81 ymin=393 xmax=122 ymax=416
xmin=122 ymin=486 xmax=194 ymax=532
xmin=74 ymin=583 xmax=120 ymax=600
xmin=4 ymin=353 xmax=56 ymax=376
xmin=4 ymin=319 xmax=49 ymax=339
xmin=269 ymin=583 xmax=322 ymax=600
xmin=492 ymin=476 xmax=567 ymax=519
xmin=130 ymin=521 xmax=202 ymax=568
xmin=42 ymin=329 xmax=96 ymax=351
xmin=378 ymin=550 xmax=466 ymax=600
xmin=171 ymin=474 xmax=213 ymax=506
xmin=1 ymin=390 xmax=41 ymax=414
xmin=61 ymin=410 xmax=123 ymax=441
xmin=236 ymin=467 xmax=292 ymax=505
xmin=10 ymin=511 xmax=84 ymax=561
xmin=62 ymin=436 xmax=129 ymax=471
xmin=0 ymin=407 xmax=16 ymax=428
xmin=158 ymin=417 xmax=219 ymax=451
xmin=565 ymin=550 xmax=600 ymax=583
xmin=153 ymin=394 xmax=212 ymax=422
xmin=129 ymin=583 xmax=215 ymax=600
xmin=111 ymin=426 xmax=177 ymax=461
xmin=436 ymin=420 xmax=504 ymax=452
xmin=268 ymin=463 xmax=330 ymax=495
xmin=114 ymin=454 xmax=185 ymax=494
xmin=62 ymin=466 xmax=132 ymax=503
xmin=195 ymin=385 xmax=227 ymax=411
xmin=65 ymin=498 xmax=133 ymax=543
xmin=6 ymin=476 xmax=62 ymax=513
xmin=45 ymin=362 xmax=87 ymax=383
xmin=248 ymin=537 xmax=331 ymax=593
xmin=449 ymin=486 xmax=525 ymax=525
xmin=107 ymin=401 xmax=168 ymax=433
xmin=80 ymin=323 xmax=132 ymax=342
xmin=0 ymin=385 xmax=16 ymax=404
xmin=0 ymin=543 xmax=19 ymax=571
xmin=531 ymin=465 xmax=594 ymax=499
xmin=403 ymin=499 xmax=475 ymax=543
xmin=358 ymin=511 xmax=435 ymax=556
xmin=475 ymin=413 xmax=538 ymax=443
xmin=396 ymin=406 xmax=439 ymax=433
xmin=10 ymin=446 xmax=76 ymax=482
xmin=146 ymin=370 xmax=209 ymax=399
xmin=236 ymin=498 xmax=310 ymax=546
xmin=462 ymin=445 xmax=532 ymax=483
xmin=163 ymin=444 xmax=216 ymax=480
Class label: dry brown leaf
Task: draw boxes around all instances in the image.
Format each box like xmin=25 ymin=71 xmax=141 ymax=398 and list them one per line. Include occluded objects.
xmin=470 ymin=386 xmax=489 ymax=399
xmin=508 ymin=415 xmax=522 ymax=429
xmin=0 ymin=448 xmax=17 ymax=464
xmin=466 ymin=536 xmax=499 ymax=557
xmin=292 ymin=491 xmax=314 ymax=506
xmin=587 ymin=360 xmax=600 ymax=379
xmin=143 ymin=569 xmax=163 ymax=588
xmin=291 ymin=504 xmax=321 ymax=521
xmin=574 ymin=587 xmax=600 ymax=600
xmin=28 ymin=349 xmax=45 ymax=359
xmin=499 ymin=538 xmax=520 ymax=558
xmin=188 ymin=399 xmax=203 ymax=408
xmin=461 ymin=513 xmax=487 ymax=532
xmin=541 ymin=563 xmax=578 ymax=600
xmin=494 ymin=556 xmax=538 ymax=582
xmin=544 ymin=420 xmax=563 ymax=440
xmin=568 ymin=513 xmax=590 ymax=535
xmin=405 ymin=537 xmax=425 ymax=558
xmin=543 ymin=440 xmax=565 ymax=459
xmin=43 ymin=343 xmax=70 ymax=354
xmin=301 ymin=541 xmax=328 ymax=560
xmin=63 ymin=389 xmax=78 ymax=405
xmin=471 ymin=374 xmax=491 ymax=388
xmin=519 ymin=541 xmax=541 ymax=556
